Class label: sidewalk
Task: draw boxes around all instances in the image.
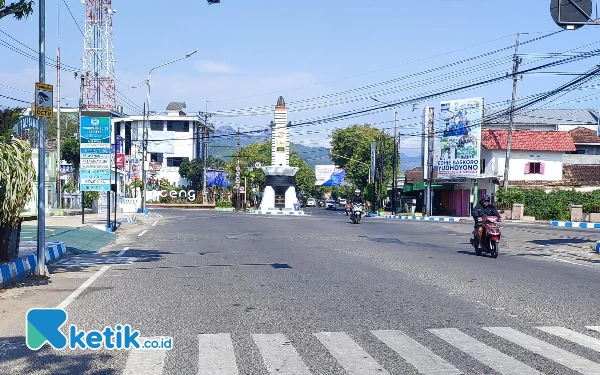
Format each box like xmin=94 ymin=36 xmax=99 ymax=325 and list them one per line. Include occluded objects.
xmin=1 ymin=212 xmax=136 ymax=288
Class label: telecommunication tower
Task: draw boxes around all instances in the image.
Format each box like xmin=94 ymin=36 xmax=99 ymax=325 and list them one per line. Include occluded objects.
xmin=82 ymin=0 xmax=116 ymax=110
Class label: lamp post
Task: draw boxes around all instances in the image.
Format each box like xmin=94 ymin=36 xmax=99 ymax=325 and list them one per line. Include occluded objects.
xmin=134 ymin=50 xmax=197 ymax=212
xmin=371 ymin=97 xmax=399 ymax=215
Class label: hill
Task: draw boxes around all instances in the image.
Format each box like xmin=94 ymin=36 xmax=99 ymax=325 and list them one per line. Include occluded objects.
xmin=208 ymin=126 xmax=422 ymax=171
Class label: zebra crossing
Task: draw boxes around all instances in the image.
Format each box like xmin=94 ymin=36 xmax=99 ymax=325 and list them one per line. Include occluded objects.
xmin=122 ymin=325 xmax=600 ymax=374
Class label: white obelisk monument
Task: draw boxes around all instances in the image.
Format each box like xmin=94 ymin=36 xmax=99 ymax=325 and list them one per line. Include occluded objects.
xmin=259 ymin=96 xmax=300 ymax=211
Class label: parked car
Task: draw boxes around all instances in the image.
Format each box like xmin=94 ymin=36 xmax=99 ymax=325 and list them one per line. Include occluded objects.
xmin=338 ymin=198 xmax=347 ymax=206
xmin=325 ymin=200 xmax=336 ymax=210
xmin=306 ymin=198 xmax=316 ymax=207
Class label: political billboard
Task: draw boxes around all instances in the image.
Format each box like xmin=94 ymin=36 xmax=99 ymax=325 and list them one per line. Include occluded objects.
xmin=315 ymin=165 xmax=346 ymax=186
xmin=435 ymin=97 xmax=483 ymax=178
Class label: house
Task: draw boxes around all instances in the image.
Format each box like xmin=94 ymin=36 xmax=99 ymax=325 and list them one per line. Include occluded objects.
xmin=478 ymin=129 xmax=576 ymax=193
xmin=564 ymin=127 xmax=600 ymax=164
xmin=484 ymin=108 xmax=598 ymax=132
xmin=112 ymin=102 xmax=210 ymax=187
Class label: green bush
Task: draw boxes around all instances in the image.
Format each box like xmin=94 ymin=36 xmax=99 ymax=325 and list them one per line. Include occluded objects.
xmin=216 ymin=201 xmax=232 ymax=208
xmin=84 ymin=191 xmax=100 ymax=208
xmin=497 ymin=187 xmax=600 ymax=221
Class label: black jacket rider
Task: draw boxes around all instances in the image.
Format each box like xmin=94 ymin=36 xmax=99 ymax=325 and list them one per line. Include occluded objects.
xmin=352 ymin=195 xmax=364 ymax=204
xmin=472 ymin=201 xmax=500 ymax=226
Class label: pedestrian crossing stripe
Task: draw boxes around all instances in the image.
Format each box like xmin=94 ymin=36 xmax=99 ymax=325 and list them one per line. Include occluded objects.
xmin=122 ymin=326 xmax=600 ymax=374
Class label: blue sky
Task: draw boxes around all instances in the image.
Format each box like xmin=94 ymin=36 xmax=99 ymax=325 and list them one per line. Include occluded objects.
xmin=2 ymin=0 xmax=600 ymax=155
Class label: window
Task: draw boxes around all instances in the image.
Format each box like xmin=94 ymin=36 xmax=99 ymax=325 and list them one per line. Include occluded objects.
xmin=150 ymin=153 xmax=163 ymax=164
xmin=566 ymin=149 xmax=585 ymax=154
xmin=167 ymin=157 xmax=188 ymax=167
xmin=525 ymin=162 xmax=544 ymax=174
xmin=167 ymin=121 xmax=189 ymax=132
xmin=150 ymin=121 xmax=163 ymax=131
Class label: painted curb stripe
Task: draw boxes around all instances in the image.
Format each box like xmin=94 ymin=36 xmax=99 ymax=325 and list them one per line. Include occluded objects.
xmin=0 ymin=242 xmax=66 ymax=287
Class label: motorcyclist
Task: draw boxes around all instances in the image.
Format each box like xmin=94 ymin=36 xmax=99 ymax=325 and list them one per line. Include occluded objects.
xmin=472 ymin=195 xmax=501 ymax=249
xmin=351 ymin=189 xmax=364 ymax=204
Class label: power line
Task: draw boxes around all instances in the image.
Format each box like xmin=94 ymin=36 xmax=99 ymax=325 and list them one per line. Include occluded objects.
xmin=0 ymin=94 xmax=30 ymax=104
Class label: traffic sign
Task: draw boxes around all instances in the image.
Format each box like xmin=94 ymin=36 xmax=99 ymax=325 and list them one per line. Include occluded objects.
xmin=550 ymin=0 xmax=593 ymax=30
xmin=34 ymin=82 xmax=53 ymax=119
xmin=236 ymin=165 xmax=240 ymax=172
xmin=254 ymin=162 xmax=262 ymax=168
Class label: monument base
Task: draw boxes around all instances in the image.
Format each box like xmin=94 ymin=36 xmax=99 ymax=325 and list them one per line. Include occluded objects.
xmin=259 ymin=166 xmax=300 ymax=211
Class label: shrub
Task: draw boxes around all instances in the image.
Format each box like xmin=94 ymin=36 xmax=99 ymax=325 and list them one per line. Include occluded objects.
xmin=216 ymin=201 xmax=233 ymax=208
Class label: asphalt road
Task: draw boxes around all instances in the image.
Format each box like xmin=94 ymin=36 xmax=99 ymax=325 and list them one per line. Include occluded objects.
xmin=2 ymin=209 xmax=600 ymax=375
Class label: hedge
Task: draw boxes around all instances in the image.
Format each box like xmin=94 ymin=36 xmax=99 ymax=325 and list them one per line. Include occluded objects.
xmin=496 ymin=188 xmax=600 ymax=221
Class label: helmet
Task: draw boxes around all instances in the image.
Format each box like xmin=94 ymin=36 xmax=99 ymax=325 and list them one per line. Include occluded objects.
xmin=480 ymin=195 xmax=491 ymax=204
xmin=354 ymin=189 xmax=360 ymax=195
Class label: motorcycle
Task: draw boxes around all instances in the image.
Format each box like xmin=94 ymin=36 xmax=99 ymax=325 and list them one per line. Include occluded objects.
xmin=345 ymin=203 xmax=352 ymax=216
xmin=470 ymin=215 xmax=502 ymax=258
xmin=350 ymin=203 xmax=363 ymax=224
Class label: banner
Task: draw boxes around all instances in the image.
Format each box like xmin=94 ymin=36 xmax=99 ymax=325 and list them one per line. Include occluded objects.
xmin=315 ymin=165 xmax=346 ymax=186
xmin=206 ymin=170 xmax=231 ymax=188
xmin=435 ymin=97 xmax=483 ymax=178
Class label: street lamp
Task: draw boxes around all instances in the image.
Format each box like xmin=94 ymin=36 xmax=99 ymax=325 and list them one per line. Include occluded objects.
xmin=371 ymin=97 xmax=399 ymax=215
xmin=138 ymin=50 xmax=197 ymax=212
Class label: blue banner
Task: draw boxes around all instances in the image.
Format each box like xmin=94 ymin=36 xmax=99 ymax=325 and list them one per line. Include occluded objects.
xmin=205 ymin=170 xmax=231 ymax=188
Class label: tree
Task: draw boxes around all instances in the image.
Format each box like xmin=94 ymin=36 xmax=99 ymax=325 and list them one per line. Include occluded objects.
xmin=0 ymin=0 xmax=34 ymax=21
xmin=61 ymin=138 xmax=80 ymax=186
xmin=178 ymin=158 xmax=199 ymax=189
xmin=47 ymin=111 xmax=80 ymax=141
xmin=0 ymin=107 xmax=35 ymax=260
xmin=330 ymin=124 xmax=396 ymax=195
xmin=227 ymin=141 xmax=316 ymax=196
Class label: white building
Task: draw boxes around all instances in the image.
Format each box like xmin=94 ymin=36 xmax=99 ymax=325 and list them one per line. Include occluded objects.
xmin=112 ymin=102 xmax=207 ymax=187
xmin=478 ymin=129 xmax=577 ymax=195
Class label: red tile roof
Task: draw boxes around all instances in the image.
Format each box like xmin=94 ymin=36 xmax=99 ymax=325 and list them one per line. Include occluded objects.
xmin=568 ymin=126 xmax=600 ymax=144
xmin=563 ymin=164 xmax=600 ymax=184
xmin=481 ymin=130 xmax=576 ymax=152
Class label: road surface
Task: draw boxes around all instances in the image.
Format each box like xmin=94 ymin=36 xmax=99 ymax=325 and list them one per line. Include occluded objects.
xmin=1 ymin=208 xmax=599 ymax=374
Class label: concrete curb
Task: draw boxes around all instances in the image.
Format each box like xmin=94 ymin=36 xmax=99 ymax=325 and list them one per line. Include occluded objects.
xmin=119 ymin=216 xmax=136 ymax=223
xmin=250 ymin=210 xmax=306 ymax=215
xmin=550 ymin=221 xmax=600 ymax=229
xmin=595 ymin=241 xmax=600 ymax=254
xmin=0 ymin=242 xmax=67 ymax=288
xmin=384 ymin=215 xmax=462 ymax=222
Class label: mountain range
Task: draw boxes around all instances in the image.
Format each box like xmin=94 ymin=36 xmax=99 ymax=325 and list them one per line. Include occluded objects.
xmin=209 ymin=126 xmax=422 ymax=171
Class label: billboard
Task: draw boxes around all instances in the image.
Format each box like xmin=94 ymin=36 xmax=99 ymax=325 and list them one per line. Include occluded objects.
xmin=315 ymin=165 xmax=346 ymax=186
xmin=435 ymin=97 xmax=483 ymax=178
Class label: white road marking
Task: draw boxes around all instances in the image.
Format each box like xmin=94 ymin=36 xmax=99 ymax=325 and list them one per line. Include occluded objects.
xmin=314 ymin=332 xmax=389 ymax=374
xmin=549 ymin=257 xmax=599 ymax=269
xmin=56 ymin=266 xmax=110 ymax=309
xmin=138 ymin=230 xmax=148 ymax=237
xmin=430 ymin=328 xmax=541 ymax=375
xmin=372 ymin=330 xmax=462 ymax=375
xmin=537 ymin=326 xmax=600 ymax=352
xmin=117 ymin=247 xmax=129 ymax=257
xmin=197 ymin=333 xmax=239 ymax=375
xmin=587 ymin=326 xmax=600 ymax=333
xmin=122 ymin=337 xmax=168 ymax=375
xmin=252 ymin=333 xmax=312 ymax=374
xmin=484 ymin=327 xmax=600 ymax=374
xmin=152 ymin=220 xmax=158 ymax=227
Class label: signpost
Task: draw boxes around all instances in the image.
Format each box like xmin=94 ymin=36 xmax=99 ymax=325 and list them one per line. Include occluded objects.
xmin=80 ymin=117 xmax=112 ymax=191
xmin=34 ymin=82 xmax=53 ymax=119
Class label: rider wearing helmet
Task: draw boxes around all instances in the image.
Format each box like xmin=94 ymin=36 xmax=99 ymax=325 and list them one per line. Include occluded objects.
xmin=472 ymin=195 xmax=500 ymax=249
xmin=351 ymin=189 xmax=364 ymax=204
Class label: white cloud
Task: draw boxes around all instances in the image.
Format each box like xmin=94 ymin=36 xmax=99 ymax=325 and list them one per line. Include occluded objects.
xmin=194 ymin=60 xmax=238 ymax=74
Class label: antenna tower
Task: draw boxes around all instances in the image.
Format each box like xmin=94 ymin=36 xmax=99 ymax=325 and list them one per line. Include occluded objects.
xmin=82 ymin=0 xmax=116 ymax=110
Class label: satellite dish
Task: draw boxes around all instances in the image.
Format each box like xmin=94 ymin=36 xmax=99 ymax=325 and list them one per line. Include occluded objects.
xmin=550 ymin=0 xmax=593 ymax=30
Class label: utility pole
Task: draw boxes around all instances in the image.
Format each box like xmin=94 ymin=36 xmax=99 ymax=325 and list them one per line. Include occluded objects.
xmin=236 ymin=127 xmax=241 ymax=211
xmin=426 ymin=107 xmax=435 ymax=217
xmin=392 ymin=109 xmax=398 ymax=215
xmin=78 ymin=75 xmax=85 ymax=224
xmin=503 ymin=33 xmax=521 ymax=190
xmin=56 ymin=47 xmax=61 ymax=209
xmin=56 ymin=0 xmax=61 ymax=209
xmin=141 ymin=102 xmax=147 ymax=212
xmin=378 ymin=131 xmax=385 ymax=212
xmin=201 ymin=101 xmax=212 ymax=204
xmin=35 ymin=0 xmax=47 ymax=277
